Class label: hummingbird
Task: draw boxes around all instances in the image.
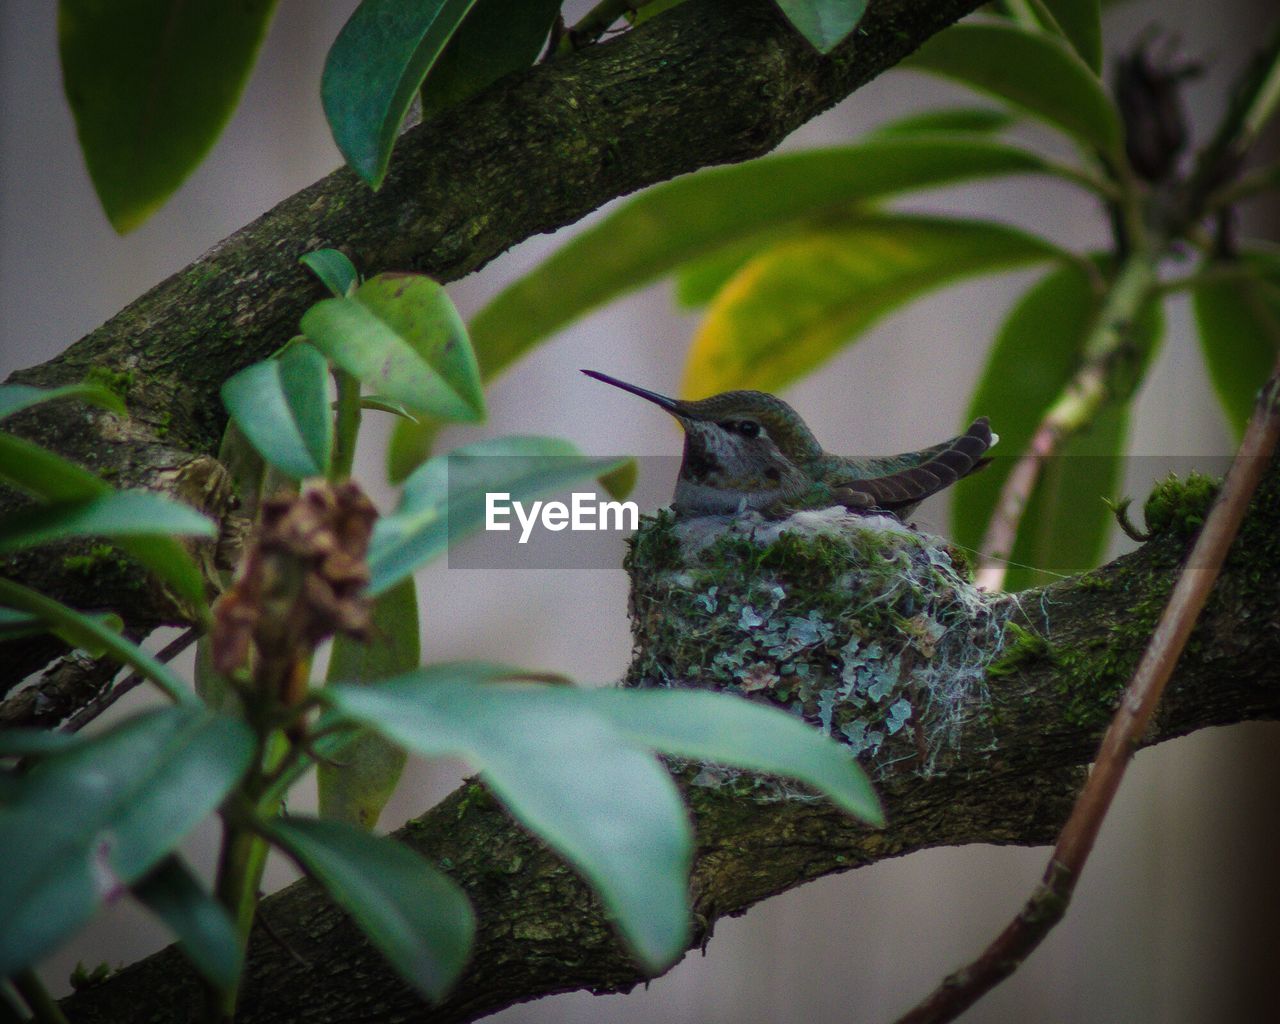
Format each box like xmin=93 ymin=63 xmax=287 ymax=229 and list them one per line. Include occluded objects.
xmin=582 ymin=370 xmax=996 ymax=519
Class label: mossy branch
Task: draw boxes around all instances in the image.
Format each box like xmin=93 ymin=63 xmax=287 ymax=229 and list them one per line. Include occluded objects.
xmin=59 ymin=460 xmax=1280 ymax=1024
xmin=0 ymin=0 xmax=984 ymax=690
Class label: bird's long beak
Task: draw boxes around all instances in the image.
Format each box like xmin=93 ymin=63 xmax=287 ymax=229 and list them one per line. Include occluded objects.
xmin=580 ymin=369 xmax=684 ymax=415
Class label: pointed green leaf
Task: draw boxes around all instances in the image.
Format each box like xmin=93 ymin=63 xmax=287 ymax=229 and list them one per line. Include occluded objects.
xmin=420 ymin=0 xmax=561 ymax=121
xmin=301 ymin=249 xmax=360 ymax=298
xmin=322 ymin=0 xmax=481 ymax=187
xmin=599 ymin=459 xmax=639 ymax=502
xmin=0 ymin=431 xmax=104 ymax=501
xmin=1040 ymin=0 xmax=1103 ymax=72
xmin=470 ymin=137 xmax=1058 ymax=380
xmin=325 ymin=669 xmax=693 ymax=970
xmin=302 ymin=273 xmax=484 ymax=423
xmin=0 ymin=433 xmax=209 ymax=607
xmin=954 ymin=268 xmax=1164 ymax=589
xmin=0 ymin=707 xmax=253 ymax=976
xmin=684 ymin=214 xmax=1062 ymax=395
xmin=133 ymin=856 xmax=242 ymax=993
xmin=1192 ymin=272 xmax=1280 ymax=439
xmin=904 ymin=21 xmax=1122 ymax=159
xmin=368 ymin=436 xmax=626 ymax=595
xmin=0 ymin=728 xmax=85 ymax=758
xmin=360 ymin=395 xmax=421 ymax=422
xmin=59 ymin=0 xmax=280 ymax=231
xmin=0 ymin=383 xmax=125 ymax=421
xmin=386 ymin=417 xmax=441 ymax=484
xmin=263 ymin=816 xmax=474 ymax=1001
xmin=773 ymin=0 xmax=867 ymax=54
xmin=586 ymin=688 xmax=882 ymax=825
xmin=870 ymin=107 xmax=1016 ymax=136
xmin=0 ymin=491 xmax=214 ymax=555
xmin=953 ymin=263 xmax=1100 ymax=554
xmin=0 ymin=578 xmax=192 ymax=704
xmin=320 ymin=578 xmax=420 ymax=829
xmin=222 ymin=343 xmax=333 ymax=480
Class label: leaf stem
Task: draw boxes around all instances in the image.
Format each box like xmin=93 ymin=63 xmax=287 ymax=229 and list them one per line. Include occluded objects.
xmin=331 ymin=370 xmax=362 ymax=482
xmin=976 ymin=251 xmax=1158 ymax=590
xmin=11 ymin=971 xmax=69 ymax=1024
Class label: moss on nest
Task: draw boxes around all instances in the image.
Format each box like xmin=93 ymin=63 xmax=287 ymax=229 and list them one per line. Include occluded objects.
xmin=624 ymin=507 xmax=1011 ymax=778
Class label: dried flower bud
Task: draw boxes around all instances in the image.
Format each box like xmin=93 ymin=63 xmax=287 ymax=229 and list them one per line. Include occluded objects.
xmin=1114 ymin=35 xmax=1201 ymax=183
xmin=211 ymin=480 xmax=378 ymax=704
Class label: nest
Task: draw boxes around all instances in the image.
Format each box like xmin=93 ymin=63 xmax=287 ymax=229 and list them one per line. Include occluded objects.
xmin=625 ymin=507 xmax=1014 ymax=781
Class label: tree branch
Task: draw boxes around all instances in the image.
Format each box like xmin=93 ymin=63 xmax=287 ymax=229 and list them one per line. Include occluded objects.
xmin=0 ymin=0 xmax=984 ymax=689
xmin=58 ymin=459 xmax=1280 ymax=1024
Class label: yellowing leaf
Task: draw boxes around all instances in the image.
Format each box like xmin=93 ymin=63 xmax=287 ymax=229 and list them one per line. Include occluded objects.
xmin=683 ymin=215 xmax=1061 ymax=396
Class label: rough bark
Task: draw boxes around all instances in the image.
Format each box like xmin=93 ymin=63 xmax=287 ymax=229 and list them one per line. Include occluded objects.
xmin=58 ymin=464 xmax=1280 ymax=1023
xmin=0 ymin=0 xmax=983 ymax=688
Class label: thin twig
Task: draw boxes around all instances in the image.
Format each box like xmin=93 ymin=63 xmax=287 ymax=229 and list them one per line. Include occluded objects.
xmin=976 ymin=255 xmax=1157 ymax=590
xmin=60 ymin=628 xmax=200 ymax=733
xmin=562 ymin=0 xmax=667 ymax=52
xmin=894 ymin=359 xmax=1280 ymax=1024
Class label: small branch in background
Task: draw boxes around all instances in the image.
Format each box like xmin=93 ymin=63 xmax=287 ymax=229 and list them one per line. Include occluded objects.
xmin=1183 ymin=19 xmax=1280 ymax=221
xmin=563 ymin=0 xmax=662 ymax=51
xmin=895 ymin=360 xmax=1280 ymax=1024
xmin=60 ymin=628 xmax=200 ymax=734
xmin=977 ymin=254 xmax=1158 ymax=591
xmin=975 ymin=413 xmax=1065 ymax=591
xmin=0 ymin=648 xmax=124 ymax=729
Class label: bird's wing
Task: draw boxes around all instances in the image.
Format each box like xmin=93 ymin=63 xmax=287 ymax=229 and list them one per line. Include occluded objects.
xmin=834 ymin=417 xmax=996 ymax=513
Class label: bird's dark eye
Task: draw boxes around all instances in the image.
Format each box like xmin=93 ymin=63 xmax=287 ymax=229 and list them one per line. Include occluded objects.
xmin=738 ymin=420 xmax=760 ymax=438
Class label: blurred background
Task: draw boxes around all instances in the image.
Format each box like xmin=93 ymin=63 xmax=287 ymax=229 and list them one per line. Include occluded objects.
xmin=2 ymin=1 xmax=1277 ymax=1020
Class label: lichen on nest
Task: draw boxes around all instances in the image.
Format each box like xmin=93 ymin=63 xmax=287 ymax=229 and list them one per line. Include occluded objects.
xmin=624 ymin=506 xmax=1013 ymax=780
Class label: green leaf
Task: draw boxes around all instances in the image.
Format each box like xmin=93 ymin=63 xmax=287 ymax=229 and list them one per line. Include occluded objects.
xmin=1192 ymin=273 xmax=1280 ymax=439
xmin=0 ymin=728 xmax=84 ymax=758
xmin=301 ymin=249 xmax=360 ymax=298
xmin=773 ymin=0 xmax=867 ymax=54
xmin=953 ymin=263 xmax=1104 ymax=556
xmin=1040 ymin=0 xmax=1103 ymax=73
xmin=324 ymin=668 xmax=692 ymax=970
xmin=0 ymin=707 xmax=254 ymax=976
xmin=133 ymin=856 xmax=242 ymax=993
xmin=870 ymin=107 xmax=1016 ymax=136
xmin=420 ymin=0 xmax=560 ymax=121
xmin=683 ymin=213 xmax=1062 ymax=395
xmin=368 ymin=437 xmax=626 ymax=595
xmin=360 ymin=395 xmax=421 ymax=422
xmin=302 ymin=273 xmax=484 ymax=424
xmin=0 ymin=578 xmax=193 ymax=704
xmin=0 ymin=435 xmax=209 ymax=608
xmin=386 ymin=417 xmax=442 ymax=484
xmin=586 ymin=688 xmax=882 ymax=825
xmin=322 ymin=0 xmax=481 ymax=187
xmin=0 ymin=383 xmax=125 ymax=421
xmin=598 ymin=460 xmax=639 ymax=502
xmin=470 ymin=137 xmax=1058 ymax=380
xmin=319 ymin=578 xmax=420 ymax=829
xmin=954 ymin=266 xmax=1165 ymax=589
xmin=59 ymin=0 xmax=280 ymax=231
xmin=0 ymin=431 xmax=104 ymax=501
xmin=1004 ymin=402 xmax=1129 ymax=591
xmin=263 ymin=816 xmax=474 ymax=1001
xmin=0 ymin=491 xmax=214 ymax=555
xmin=222 ymin=343 xmax=333 ymax=480
xmin=904 ymin=21 xmax=1122 ymax=159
